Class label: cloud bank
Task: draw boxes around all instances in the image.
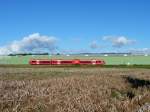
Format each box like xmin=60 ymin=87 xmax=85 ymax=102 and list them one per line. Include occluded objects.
xmin=0 ymin=33 xmax=57 ymax=55
xmin=129 ymin=48 xmax=150 ymax=54
xmin=103 ymin=36 xmax=136 ymax=48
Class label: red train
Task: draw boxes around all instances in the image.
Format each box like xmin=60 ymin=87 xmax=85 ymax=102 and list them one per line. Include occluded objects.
xmin=29 ymin=59 xmax=105 ymax=65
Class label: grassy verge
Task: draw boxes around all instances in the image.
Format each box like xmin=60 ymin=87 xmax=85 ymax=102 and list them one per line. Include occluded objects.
xmin=0 ymin=64 xmax=150 ymax=69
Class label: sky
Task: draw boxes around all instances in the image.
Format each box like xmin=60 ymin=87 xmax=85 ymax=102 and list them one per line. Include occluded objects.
xmin=0 ymin=0 xmax=150 ymax=54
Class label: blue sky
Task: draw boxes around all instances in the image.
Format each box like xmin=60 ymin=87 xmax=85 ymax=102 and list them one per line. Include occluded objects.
xmin=0 ymin=0 xmax=150 ymax=54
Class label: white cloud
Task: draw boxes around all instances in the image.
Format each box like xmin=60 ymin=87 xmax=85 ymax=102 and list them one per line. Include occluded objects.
xmin=129 ymin=48 xmax=150 ymax=53
xmin=61 ymin=49 xmax=89 ymax=54
xmin=0 ymin=33 xmax=57 ymax=55
xmin=103 ymin=36 xmax=136 ymax=48
xmin=0 ymin=47 xmax=10 ymax=55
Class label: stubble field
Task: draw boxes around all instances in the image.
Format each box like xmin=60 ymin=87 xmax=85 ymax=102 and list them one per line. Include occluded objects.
xmin=0 ymin=67 xmax=150 ymax=112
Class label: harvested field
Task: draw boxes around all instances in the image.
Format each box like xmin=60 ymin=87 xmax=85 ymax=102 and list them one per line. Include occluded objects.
xmin=0 ymin=67 xmax=150 ymax=112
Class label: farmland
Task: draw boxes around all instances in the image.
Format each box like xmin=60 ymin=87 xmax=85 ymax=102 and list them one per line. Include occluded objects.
xmin=0 ymin=55 xmax=150 ymax=112
xmin=0 ymin=67 xmax=150 ymax=112
xmin=0 ymin=55 xmax=150 ymax=65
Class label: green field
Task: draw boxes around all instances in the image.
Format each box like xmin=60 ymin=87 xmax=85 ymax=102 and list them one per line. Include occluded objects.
xmin=0 ymin=55 xmax=150 ymax=65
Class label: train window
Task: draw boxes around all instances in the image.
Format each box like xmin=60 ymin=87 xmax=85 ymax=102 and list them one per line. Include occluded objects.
xmin=61 ymin=61 xmax=72 ymax=64
xmin=31 ymin=61 xmax=36 ymax=63
xmin=80 ymin=61 xmax=92 ymax=64
xmin=96 ymin=61 xmax=101 ymax=63
xmin=40 ymin=61 xmax=50 ymax=63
